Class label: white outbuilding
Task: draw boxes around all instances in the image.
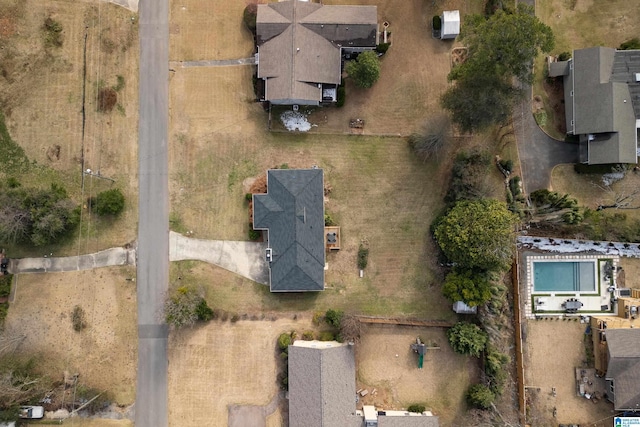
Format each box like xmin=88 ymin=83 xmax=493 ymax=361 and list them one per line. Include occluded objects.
xmin=441 ymin=10 xmax=460 ymax=40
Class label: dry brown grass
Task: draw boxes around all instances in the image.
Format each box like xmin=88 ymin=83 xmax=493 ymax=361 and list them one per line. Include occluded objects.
xmin=552 ymin=164 xmax=640 ymax=221
xmin=357 ymin=325 xmax=479 ymax=425
xmin=168 ymin=317 xmax=310 ymax=427
xmin=5 ymin=267 xmax=137 ymax=405
xmin=169 ymin=0 xmax=256 ymax=61
xmin=524 ymin=319 xmax=613 ymax=427
xmin=0 ymin=1 xmax=139 ymax=255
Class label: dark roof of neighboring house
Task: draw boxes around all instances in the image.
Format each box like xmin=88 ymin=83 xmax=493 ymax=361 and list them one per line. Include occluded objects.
xmin=378 ymin=416 xmax=440 ymax=427
xmin=256 ymin=0 xmax=377 ymax=103
xmin=253 ymin=169 xmax=324 ymax=292
xmin=568 ymin=47 xmax=639 ymax=164
xmin=288 ymin=342 xmax=362 ymax=427
xmin=606 ymin=328 xmax=640 ymax=411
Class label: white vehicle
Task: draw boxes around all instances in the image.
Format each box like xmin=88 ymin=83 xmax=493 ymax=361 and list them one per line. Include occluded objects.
xmin=19 ymin=405 xmax=44 ymax=419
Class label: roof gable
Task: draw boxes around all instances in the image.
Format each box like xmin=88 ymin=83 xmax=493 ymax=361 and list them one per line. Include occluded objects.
xmin=288 ymin=342 xmax=359 ymax=427
xmin=253 ymin=169 xmax=325 ymax=292
xmin=606 ymin=329 xmax=640 ymax=410
xmin=569 ymin=47 xmax=639 ymax=164
xmin=256 ymin=0 xmax=377 ymax=103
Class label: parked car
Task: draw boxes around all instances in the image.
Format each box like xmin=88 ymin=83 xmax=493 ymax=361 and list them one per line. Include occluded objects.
xmin=19 ymin=406 xmax=44 ymax=419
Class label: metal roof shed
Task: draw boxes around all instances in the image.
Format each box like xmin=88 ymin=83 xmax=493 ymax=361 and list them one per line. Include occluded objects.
xmin=452 ymin=301 xmax=477 ymax=314
xmin=440 ymin=10 xmax=460 ymax=40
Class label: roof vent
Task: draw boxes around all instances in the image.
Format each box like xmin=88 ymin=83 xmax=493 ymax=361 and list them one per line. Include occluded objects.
xmin=296 ymin=47 xmax=300 ymax=52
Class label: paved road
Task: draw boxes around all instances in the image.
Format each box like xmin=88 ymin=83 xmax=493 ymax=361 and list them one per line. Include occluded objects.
xmin=136 ymin=0 xmax=169 ymax=426
xmin=513 ymin=87 xmax=578 ymax=194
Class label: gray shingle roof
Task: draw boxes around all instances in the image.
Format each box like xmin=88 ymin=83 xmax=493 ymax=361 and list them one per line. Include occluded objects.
xmin=288 ymin=342 xmax=361 ymax=427
xmin=605 ymin=328 xmax=640 ymax=411
xmin=566 ymin=47 xmax=639 ymax=164
xmin=256 ymin=0 xmax=377 ymax=104
xmin=253 ymin=169 xmax=324 ymax=292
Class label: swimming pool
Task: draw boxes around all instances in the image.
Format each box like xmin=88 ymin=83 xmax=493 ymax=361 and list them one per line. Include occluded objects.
xmin=533 ymin=261 xmax=596 ymax=292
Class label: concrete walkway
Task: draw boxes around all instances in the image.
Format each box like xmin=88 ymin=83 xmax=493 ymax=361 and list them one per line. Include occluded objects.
xmin=169 ymin=232 xmax=269 ymax=285
xmin=168 ymin=58 xmax=255 ymax=69
xmin=9 ymin=247 xmax=135 ymax=274
xmin=8 ymin=233 xmax=269 ymax=285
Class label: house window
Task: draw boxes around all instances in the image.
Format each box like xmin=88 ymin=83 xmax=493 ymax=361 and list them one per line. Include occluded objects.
xmin=609 ymin=381 xmax=614 ymax=395
xmin=570 ymin=90 xmax=574 ymax=97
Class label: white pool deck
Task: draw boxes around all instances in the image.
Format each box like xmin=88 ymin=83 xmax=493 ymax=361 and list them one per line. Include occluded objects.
xmin=524 ymin=254 xmax=618 ymax=319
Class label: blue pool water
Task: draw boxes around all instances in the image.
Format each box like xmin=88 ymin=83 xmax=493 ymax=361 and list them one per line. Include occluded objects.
xmin=533 ymin=261 xmax=596 ymax=292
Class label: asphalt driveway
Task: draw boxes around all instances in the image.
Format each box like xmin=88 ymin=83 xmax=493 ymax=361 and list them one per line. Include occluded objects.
xmin=513 ymin=87 xmax=578 ymax=194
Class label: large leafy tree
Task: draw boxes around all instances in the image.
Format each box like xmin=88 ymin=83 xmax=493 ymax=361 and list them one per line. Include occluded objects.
xmin=441 ymin=73 xmax=520 ymax=134
xmin=346 ymin=51 xmax=381 ymax=89
xmin=442 ymin=4 xmax=554 ymax=132
xmin=447 ymin=322 xmax=488 ymax=357
xmin=454 ymin=4 xmax=554 ymax=84
xmin=434 ymin=199 xmax=517 ymax=271
xmin=442 ymin=270 xmax=492 ymax=307
xmin=0 ymin=183 xmax=80 ymax=246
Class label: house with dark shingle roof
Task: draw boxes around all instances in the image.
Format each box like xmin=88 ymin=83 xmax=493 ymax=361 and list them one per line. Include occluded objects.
xmin=549 ymin=46 xmax=640 ymax=165
xmin=252 ymin=168 xmax=325 ymax=292
xmin=256 ymin=0 xmax=378 ymax=105
xmin=288 ymin=341 xmax=440 ymax=427
xmin=604 ymin=328 xmax=640 ymax=411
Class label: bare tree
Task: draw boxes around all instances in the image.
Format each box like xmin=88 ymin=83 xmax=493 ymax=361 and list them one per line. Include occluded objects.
xmin=339 ymin=315 xmax=362 ymax=344
xmin=408 ymin=114 xmax=451 ymax=162
xmin=596 ymin=186 xmax=640 ymax=211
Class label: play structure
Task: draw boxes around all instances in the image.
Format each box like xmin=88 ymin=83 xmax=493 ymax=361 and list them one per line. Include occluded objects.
xmin=410 ymin=338 xmax=440 ymax=369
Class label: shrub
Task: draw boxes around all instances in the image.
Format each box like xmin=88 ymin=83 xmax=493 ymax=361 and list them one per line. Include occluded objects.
xmin=302 ymin=331 xmax=315 ymax=341
xmin=0 ymin=275 xmax=12 ymax=298
xmin=345 ymin=50 xmax=381 ymax=88
xmin=195 ymin=298 xmax=214 ymax=321
xmin=339 ymin=314 xmax=361 ymax=343
xmin=324 ymin=213 xmax=336 ymax=226
xmin=375 ymin=43 xmax=390 ymax=54
xmin=357 ymin=244 xmax=369 ymax=270
xmin=245 ymin=192 xmax=253 ymax=201
xmin=407 ymin=404 xmax=426 ymax=413
xmin=432 ymin=15 xmax=442 ymax=30
xmin=467 ymin=384 xmax=495 ymax=409
xmin=447 ymin=322 xmax=488 ymax=357
xmin=6 ymin=177 xmax=20 ymax=188
xmin=95 ymin=188 xmax=125 ymax=216
xmin=71 ymin=305 xmax=87 ymax=331
xmin=278 ymin=332 xmax=292 ymax=350
xmin=43 ymin=17 xmax=63 ymax=48
xmin=619 ymin=38 xmax=640 ymax=50
xmin=336 ymin=86 xmax=346 ymax=107
xmin=499 ymin=159 xmax=513 ymax=173
xmin=325 ymin=309 xmax=344 ymax=328
xmin=249 ymin=229 xmax=261 ymax=240
xmin=318 ymin=331 xmax=335 ymax=341
xmin=508 ymin=176 xmax=521 ymax=198
xmin=230 ymin=313 xmax=240 ymax=323
xmin=312 ymin=311 xmax=324 ymax=325
xmin=557 ymin=51 xmax=572 ymax=61
xmin=243 ymin=4 xmax=258 ymax=34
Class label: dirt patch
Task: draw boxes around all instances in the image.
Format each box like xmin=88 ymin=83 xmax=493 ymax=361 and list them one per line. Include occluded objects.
xmin=356 ymin=324 xmax=480 ymax=426
xmin=523 ymin=319 xmax=613 ymax=427
xmin=4 ymin=267 xmax=137 ymax=405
